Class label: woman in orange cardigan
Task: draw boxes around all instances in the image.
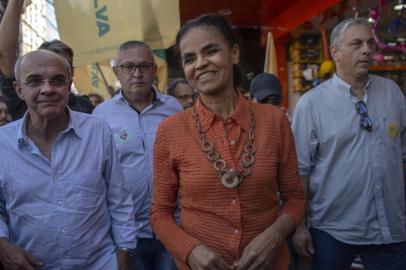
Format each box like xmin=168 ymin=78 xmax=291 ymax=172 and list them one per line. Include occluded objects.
xmin=151 ymin=14 xmax=305 ymax=270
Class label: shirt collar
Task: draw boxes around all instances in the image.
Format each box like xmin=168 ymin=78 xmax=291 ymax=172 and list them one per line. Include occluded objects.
xmin=17 ymin=109 xmax=82 ymax=149
xmin=332 ymin=73 xmax=372 ymax=100
xmin=17 ymin=112 xmax=30 ymax=149
xmin=194 ymin=90 xmax=250 ymax=132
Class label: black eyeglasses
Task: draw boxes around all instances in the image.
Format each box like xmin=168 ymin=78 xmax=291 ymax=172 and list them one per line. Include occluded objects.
xmin=355 ymin=101 xmax=372 ymax=131
xmin=117 ymin=62 xmax=155 ymax=74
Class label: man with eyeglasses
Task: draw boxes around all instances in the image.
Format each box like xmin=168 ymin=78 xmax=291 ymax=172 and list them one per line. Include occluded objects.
xmin=93 ymin=40 xmax=182 ymax=270
xmin=291 ymin=18 xmax=406 ymax=270
xmin=166 ymin=78 xmax=196 ymax=110
xmin=0 ymin=50 xmax=138 ymax=270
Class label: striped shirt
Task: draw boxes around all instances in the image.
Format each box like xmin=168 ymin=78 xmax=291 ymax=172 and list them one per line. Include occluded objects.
xmin=151 ymin=91 xmax=305 ymax=269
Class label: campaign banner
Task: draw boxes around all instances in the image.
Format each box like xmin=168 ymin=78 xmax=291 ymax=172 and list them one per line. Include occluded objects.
xmin=54 ymin=0 xmax=180 ymax=66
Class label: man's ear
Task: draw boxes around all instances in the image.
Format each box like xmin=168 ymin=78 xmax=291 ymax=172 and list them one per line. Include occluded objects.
xmin=13 ymin=81 xmax=25 ymax=101
xmin=67 ymin=79 xmax=73 ymax=93
xmin=113 ymin=66 xmax=120 ymax=78
xmin=330 ymin=45 xmax=338 ymax=61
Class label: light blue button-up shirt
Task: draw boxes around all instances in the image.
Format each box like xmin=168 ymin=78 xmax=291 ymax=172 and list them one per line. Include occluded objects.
xmin=93 ymin=89 xmax=182 ymax=239
xmin=0 ymin=110 xmax=137 ymax=270
xmin=292 ymin=74 xmax=406 ymax=245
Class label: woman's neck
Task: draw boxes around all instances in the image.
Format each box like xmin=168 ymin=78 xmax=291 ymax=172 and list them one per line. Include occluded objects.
xmin=200 ymin=88 xmax=238 ymax=120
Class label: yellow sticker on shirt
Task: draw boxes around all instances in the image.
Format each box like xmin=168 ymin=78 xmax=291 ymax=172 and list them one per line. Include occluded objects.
xmin=387 ymin=123 xmax=399 ymax=138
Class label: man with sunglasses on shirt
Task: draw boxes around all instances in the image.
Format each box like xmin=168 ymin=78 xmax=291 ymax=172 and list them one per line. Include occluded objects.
xmin=291 ymin=18 xmax=406 ymax=270
xmin=93 ymin=40 xmax=182 ymax=270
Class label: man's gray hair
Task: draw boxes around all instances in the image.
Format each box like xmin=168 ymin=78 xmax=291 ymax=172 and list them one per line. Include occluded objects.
xmin=14 ymin=50 xmax=72 ymax=81
xmin=330 ymin=17 xmax=371 ymax=46
xmin=114 ymin=40 xmax=154 ymax=65
xmin=118 ymin=40 xmax=150 ymax=52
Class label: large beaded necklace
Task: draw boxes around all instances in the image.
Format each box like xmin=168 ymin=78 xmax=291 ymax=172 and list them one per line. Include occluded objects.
xmin=191 ymin=106 xmax=256 ymax=189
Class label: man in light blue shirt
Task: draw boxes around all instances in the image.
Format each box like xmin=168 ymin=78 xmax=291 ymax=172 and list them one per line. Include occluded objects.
xmin=292 ymin=18 xmax=406 ymax=270
xmin=0 ymin=50 xmax=137 ymax=270
xmin=93 ymin=40 xmax=182 ymax=270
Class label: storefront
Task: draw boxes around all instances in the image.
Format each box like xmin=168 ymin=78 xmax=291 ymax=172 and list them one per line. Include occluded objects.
xmin=176 ymin=0 xmax=406 ymax=111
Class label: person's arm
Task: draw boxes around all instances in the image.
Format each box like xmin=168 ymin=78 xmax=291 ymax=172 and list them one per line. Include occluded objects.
xmin=102 ymin=123 xmax=137 ymax=265
xmin=0 ymin=0 xmax=24 ymax=77
xmin=151 ymin=120 xmax=222 ymax=268
xmin=291 ymin=176 xmax=314 ymax=257
xmin=116 ymin=250 xmax=130 ymax=270
xmin=0 ymin=0 xmax=27 ymax=120
xmin=0 ymin=178 xmax=43 ymax=269
xmin=236 ymin=115 xmax=306 ymax=270
xmin=0 ymin=238 xmax=43 ymax=270
xmin=290 ymin=97 xmax=318 ymax=257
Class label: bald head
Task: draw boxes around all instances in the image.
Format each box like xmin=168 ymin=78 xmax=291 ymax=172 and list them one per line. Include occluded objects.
xmin=14 ymin=50 xmax=72 ymax=81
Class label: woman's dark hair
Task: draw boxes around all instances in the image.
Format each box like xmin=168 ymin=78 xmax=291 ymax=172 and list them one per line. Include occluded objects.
xmin=175 ymin=14 xmax=242 ymax=87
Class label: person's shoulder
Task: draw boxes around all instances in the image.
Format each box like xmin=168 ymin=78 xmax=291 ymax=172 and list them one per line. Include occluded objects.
xmin=92 ymin=97 xmax=121 ymax=116
xmin=95 ymin=97 xmax=118 ymax=109
xmin=251 ymin=102 xmax=290 ymax=129
xmin=369 ymin=74 xmax=401 ymax=89
xmin=0 ymin=120 xmax=22 ymax=146
xmin=369 ymin=74 xmax=394 ymax=84
xmin=72 ymin=110 xmax=110 ymax=131
xmin=252 ymin=101 xmax=283 ymax=117
xmin=296 ymin=79 xmax=334 ymax=109
xmin=0 ymin=120 xmax=20 ymax=133
xmin=159 ymin=109 xmax=189 ymax=131
xmin=306 ymin=79 xmax=333 ymax=98
xmin=370 ymin=74 xmax=404 ymax=98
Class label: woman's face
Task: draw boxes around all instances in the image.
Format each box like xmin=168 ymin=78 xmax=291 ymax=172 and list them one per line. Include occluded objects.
xmin=179 ymin=26 xmax=239 ymax=97
xmin=0 ymin=101 xmax=11 ymax=126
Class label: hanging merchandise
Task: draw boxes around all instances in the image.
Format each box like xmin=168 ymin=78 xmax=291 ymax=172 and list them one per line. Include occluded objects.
xmin=289 ymin=35 xmax=323 ymax=92
xmin=370 ymin=0 xmax=406 ymax=55
xmin=317 ymin=24 xmax=334 ymax=79
xmin=388 ymin=0 xmax=405 ymax=34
